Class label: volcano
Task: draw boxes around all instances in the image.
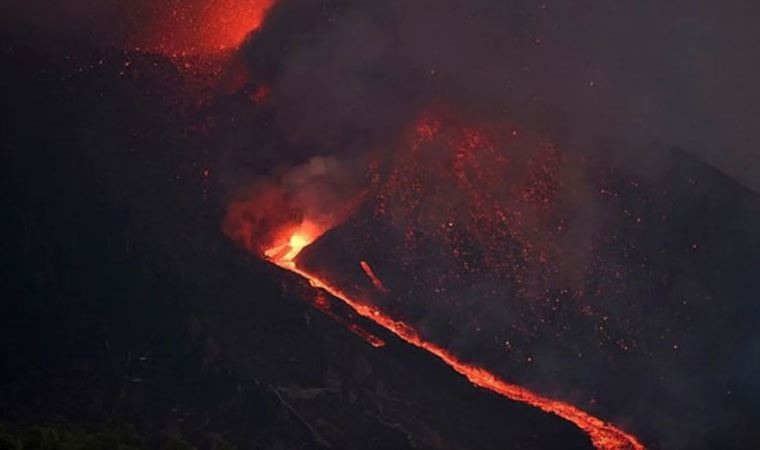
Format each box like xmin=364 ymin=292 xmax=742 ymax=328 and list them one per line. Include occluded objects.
xmin=3 ymin=1 xmax=760 ymax=449
xmin=0 ymin=40 xmax=607 ymax=450
xmin=224 ymin=116 xmax=760 ymax=449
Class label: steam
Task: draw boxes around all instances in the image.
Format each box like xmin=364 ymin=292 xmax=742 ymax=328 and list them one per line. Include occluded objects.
xmin=224 ymin=155 xmax=367 ymax=254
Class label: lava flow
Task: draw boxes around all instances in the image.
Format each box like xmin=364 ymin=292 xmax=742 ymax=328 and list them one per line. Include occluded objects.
xmin=360 ymin=260 xmax=390 ymax=293
xmin=263 ymin=229 xmax=645 ymax=450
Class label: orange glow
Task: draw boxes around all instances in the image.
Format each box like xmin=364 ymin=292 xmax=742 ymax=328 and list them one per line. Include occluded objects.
xmin=250 ymin=84 xmax=271 ymax=104
xmin=136 ymin=0 xmax=276 ymax=57
xmin=307 ymin=293 xmax=386 ymax=348
xmin=360 ymin=261 xmax=390 ymax=293
xmin=265 ymin=225 xmax=386 ymax=348
xmin=263 ymin=221 xmax=323 ymax=265
xmin=264 ymin=232 xmax=645 ymax=450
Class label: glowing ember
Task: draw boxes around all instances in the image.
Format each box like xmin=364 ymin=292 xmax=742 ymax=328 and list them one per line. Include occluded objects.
xmin=136 ymin=0 xmax=277 ymax=57
xmin=250 ymin=84 xmax=271 ymax=104
xmin=263 ymin=231 xmax=645 ymax=450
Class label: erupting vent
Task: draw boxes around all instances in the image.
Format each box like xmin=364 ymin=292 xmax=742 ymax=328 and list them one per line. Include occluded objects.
xmin=226 ymin=117 xmax=646 ymax=449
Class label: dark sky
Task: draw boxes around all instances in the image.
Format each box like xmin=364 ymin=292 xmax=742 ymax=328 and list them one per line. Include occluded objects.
xmin=548 ymin=2 xmax=760 ymax=192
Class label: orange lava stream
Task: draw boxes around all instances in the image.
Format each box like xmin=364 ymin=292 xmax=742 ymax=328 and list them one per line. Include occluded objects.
xmin=308 ymin=292 xmax=386 ymax=348
xmin=359 ymin=260 xmax=390 ymax=293
xmin=266 ymin=235 xmax=644 ymax=450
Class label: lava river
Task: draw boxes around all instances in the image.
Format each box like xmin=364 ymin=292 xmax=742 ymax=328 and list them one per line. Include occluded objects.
xmin=260 ymin=227 xmax=645 ymax=450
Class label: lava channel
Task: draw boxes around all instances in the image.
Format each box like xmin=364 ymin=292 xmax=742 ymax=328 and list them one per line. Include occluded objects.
xmin=264 ymin=230 xmax=645 ymax=450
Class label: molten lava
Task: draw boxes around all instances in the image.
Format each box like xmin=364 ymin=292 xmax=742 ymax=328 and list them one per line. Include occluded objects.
xmin=263 ymin=229 xmax=645 ymax=450
xmin=263 ymin=221 xmax=322 ymax=266
xmin=360 ymin=261 xmax=390 ymax=293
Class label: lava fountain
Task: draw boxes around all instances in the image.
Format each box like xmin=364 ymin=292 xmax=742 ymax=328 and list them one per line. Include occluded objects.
xmin=136 ymin=0 xmax=277 ymax=57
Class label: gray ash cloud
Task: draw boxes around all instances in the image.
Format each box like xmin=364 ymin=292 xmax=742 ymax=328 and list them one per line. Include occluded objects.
xmin=238 ymin=0 xmax=759 ymax=191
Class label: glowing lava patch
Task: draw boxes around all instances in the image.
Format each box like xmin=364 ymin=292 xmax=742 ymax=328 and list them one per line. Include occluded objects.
xmin=360 ymin=261 xmax=390 ymax=293
xmin=264 ymin=221 xmax=323 ymax=267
